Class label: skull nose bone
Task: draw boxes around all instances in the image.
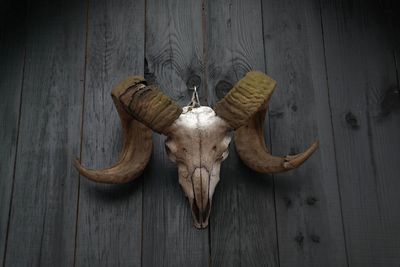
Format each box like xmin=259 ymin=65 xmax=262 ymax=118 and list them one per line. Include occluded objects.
xmin=192 ymin=167 xmax=210 ymax=225
xmin=192 ymin=200 xmax=211 ymax=228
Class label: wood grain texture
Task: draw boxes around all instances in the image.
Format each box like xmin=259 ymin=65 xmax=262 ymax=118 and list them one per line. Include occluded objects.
xmin=0 ymin=0 xmax=399 ymax=266
xmin=0 ymin=1 xmax=27 ymax=265
xmin=262 ymin=0 xmax=348 ymax=266
xmin=142 ymin=0 xmax=209 ymax=265
xmin=3 ymin=0 xmax=86 ymax=265
xmin=321 ymin=0 xmax=400 ymax=265
xmin=75 ymin=0 xmax=145 ymax=266
xmin=205 ymin=0 xmax=279 ymax=265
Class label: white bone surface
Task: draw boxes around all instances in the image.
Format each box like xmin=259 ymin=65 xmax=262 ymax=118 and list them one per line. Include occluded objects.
xmin=165 ymin=106 xmax=232 ymax=228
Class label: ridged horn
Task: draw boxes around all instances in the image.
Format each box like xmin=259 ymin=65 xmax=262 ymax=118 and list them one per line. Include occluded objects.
xmin=74 ymin=76 xmax=182 ymax=183
xmin=214 ymin=71 xmax=318 ymax=173
xmin=118 ymin=81 xmax=182 ymax=134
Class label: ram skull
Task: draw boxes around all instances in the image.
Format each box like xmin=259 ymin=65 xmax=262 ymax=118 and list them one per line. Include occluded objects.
xmin=74 ymin=71 xmax=319 ymax=229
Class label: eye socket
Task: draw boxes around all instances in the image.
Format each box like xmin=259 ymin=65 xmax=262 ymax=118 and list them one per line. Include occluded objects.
xmin=164 ymin=141 xmax=187 ymax=163
xmin=165 ymin=140 xmax=177 ymax=153
xmin=165 ymin=146 xmax=177 ymax=163
xmin=164 ymin=142 xmax=178 ymax=163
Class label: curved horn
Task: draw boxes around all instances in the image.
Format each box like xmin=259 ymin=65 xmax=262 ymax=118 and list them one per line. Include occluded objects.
xmin=214 ymin=71 xmax=318 ymax=173
xmin=74 ymin=76 xmax=182 ymax=183
xmin=118 ymin=81 xmax=182 ymax=134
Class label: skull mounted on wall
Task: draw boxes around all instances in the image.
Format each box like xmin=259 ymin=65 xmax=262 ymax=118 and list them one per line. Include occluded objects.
xmin=74 ymin=71 xmax=319 ymax=229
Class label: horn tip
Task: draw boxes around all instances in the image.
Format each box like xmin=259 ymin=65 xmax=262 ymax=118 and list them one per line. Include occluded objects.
xmin=310 ymin=140 xmax=320 ymax=151
xmin=284 ymin=140 xmax=319 ymax=170
xmin=72 ymin=158 xmax=104 ymax=183
xmin=73 ymin=158 xmax=89 ymax=176
xmin=73 ymin=157 xmax=82 ymax=169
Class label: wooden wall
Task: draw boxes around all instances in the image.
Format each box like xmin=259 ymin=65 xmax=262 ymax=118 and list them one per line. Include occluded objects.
xmin=0 ymin=0 xmax=399 ymax=266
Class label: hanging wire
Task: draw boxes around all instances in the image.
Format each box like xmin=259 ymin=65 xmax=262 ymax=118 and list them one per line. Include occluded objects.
xmin=188 ymin=85 xmax=201 ymax=108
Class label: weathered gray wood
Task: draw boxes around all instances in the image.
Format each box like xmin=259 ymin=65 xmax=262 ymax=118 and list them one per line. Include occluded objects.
xmin=384 ymin=0 xmax=400 ymax=82
xmin=0 ymin=1 xmax=26 ymax=265
xmin=261 ymin=1 xmax=348 ymax=266
xmin=142 ymin=0 xmax=209 ymax=265
xmin=321 ymin=0 xmax=400 ymax=265
xmin=1 ymin=0 xmax=399 ymax=266
xmin=75 ymin=0 xmax=145 ymax=266
xmin=205 ymin=0 xmax=279 ymax=266
xmin=3 ymin=0 xmax=86 ymax=265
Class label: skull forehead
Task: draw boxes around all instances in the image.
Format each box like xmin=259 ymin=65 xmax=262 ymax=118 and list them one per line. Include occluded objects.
xmin=165 ymin=106 xmax=231 ymax=165
xmin=173 ymin=106 xmax=229 ymax=132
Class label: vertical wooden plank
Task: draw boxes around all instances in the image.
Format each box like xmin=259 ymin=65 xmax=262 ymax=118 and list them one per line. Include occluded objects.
xmin=75 ymin=0 xmax=145 ymax=266
xmin=3 ymin=0 xmax=87 ymax=265
xmin=261 ymin=1 xmax=348 ymax=266
xmin=142 ymin=0 xmax=209 ymax=266
xmin=383 ymin=0 xmax=400 ymax=82
xmin=206 ymin=0 xmax=279 ymax=266
xmin=0 ymin=1 xmax=27 ymax=265
xmin=321 ymin=0 xmax=400 ymax=265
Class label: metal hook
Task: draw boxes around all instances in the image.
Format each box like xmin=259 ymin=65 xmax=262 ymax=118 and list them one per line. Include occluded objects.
xmin=188 ymin=85 xmax=201 ymax=107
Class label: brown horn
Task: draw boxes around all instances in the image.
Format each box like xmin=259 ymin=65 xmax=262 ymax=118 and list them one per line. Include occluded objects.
xmin=74 ymin=76 xmax=182 ymax=183
xmin=214 ymin=71 xmax=318 ymax=173
xmin=118 ymin=81 xmax=182 ymax=134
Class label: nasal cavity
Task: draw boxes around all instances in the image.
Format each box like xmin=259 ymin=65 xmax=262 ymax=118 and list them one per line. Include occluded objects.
xmin=192 ymin=167 xmax=210 ymax=218
xmin=192 ymin=200 xmax=211 ymax=226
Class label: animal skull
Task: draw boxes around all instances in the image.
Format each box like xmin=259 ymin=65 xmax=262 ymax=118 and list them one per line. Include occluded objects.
xmin=165 ymin=106 xmax=232 ymax=228
xmin=74 ymin=71 xmax=319 ymax=229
